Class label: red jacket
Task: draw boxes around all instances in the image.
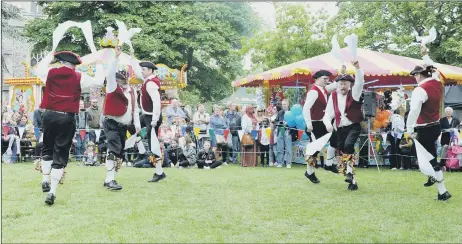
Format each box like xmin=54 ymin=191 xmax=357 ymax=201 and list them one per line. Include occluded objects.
xmin=140 ymin=77 xmax=161 ymax=113
xmin=332 ymin=90 xmax=363 ymax=127
xmin=40 ymin=67 xmax=81 ymax=113
xmin=417 ymin=79 xmax=442 ymax=124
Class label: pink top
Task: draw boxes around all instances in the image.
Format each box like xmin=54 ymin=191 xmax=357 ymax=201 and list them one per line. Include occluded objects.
xmin=160 ymin=130 xmax=175 ymax=144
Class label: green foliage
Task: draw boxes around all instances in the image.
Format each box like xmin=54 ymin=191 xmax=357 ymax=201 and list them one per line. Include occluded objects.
xmin=242 ymin=3 xmax=331 ymax=71
xmin=2 ymin=2 xmax=24 ymax=74
xmin=24 ymin=1 xmax=259 ymax=101
xmin=327 ymin=1 xmax=462 ymax=66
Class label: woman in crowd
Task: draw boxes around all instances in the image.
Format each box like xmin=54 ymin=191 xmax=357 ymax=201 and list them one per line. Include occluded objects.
xmin=159 ymin=124 xmax=175 ymax=149
xmin=269 ymin=105 xmax=281 ymax=166
xmin=209 ymin=106 xmax=229 ymax=164
xmin=197 ymin=140 xmax=222 ymax=169
xmin=193 ymin=104 xmax=211 ymax=150
xmin=165 ymin=139 xmax=182 ymax=167
xmin=241 ymin=106 xmax=258 ymax=167
xmin=399 ymin=135 xmax=414 ymax=170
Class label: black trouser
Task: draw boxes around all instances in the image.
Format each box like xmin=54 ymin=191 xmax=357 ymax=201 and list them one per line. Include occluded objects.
xmin=35 ymin=142 xmax=43 ymax=159
xmin=337 ymin=123 xmax=361 ymax=154
xmin=42 ymin=111 xmax=76 ymax=169
xmin=178 ymin=160 xmax=190 ymax=167
xmin=103 ymin=118 xmax=127 ymax=159
xmin=387 ymin=134 xmax=401 ymax=169
xmin=401 ymin=149 xmax=412 ymax=170
xmin=259 ymin=144 xmax=269 ymax=165
xmin=440 ymin=132 xmax=451 ymax=146
xmin=216 ymin=143 xmax=228 ymax=162
xmin=415 ymin=123 xmax=441 ymax=170
xmin=311 ymin=121 xmax=328 ymax=158
xmin=142 ymin=114 xmax=162 ymax=152
xmin=197 ymin=160 xmax=222 ymax=169
xmin=134 ymin=158 xmax=153 ymax=168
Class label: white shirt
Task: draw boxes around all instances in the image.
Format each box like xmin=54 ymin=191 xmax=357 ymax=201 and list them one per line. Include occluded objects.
xmin=323 ymin=69 xmax=365 ymax=130
xmin=303 ymin=82 xmax=338 ymax=128
xmin=406 ymin=77 xmax=438 ymax=133
xmin=132 ymin=60 xmax=161 ymax=121
xmin=35 ymin=52 xmax=105 ymax=90
xmin=241 ymin=114 xmax=259 ymax=133
xmin=105 ymin=58 xmax=141 ymax=128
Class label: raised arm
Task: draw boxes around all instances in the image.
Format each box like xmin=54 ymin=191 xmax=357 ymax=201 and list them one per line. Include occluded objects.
xmin=323 ymin=95 xmax=335 ymax=132
xmin=133 ymin=90 xmax=141 ymax=131
xmin=352 ymin=64 xmax=365 ymax=101
xmin=303 ymin=90 xmax=318 ymax=131
xmin=406 ymin=87 xmax=428 ymax=133
xmin=325 ymin=81 xmax=338 ymax=93
xmin=80 ymin=63 xmax=105 ymax=90
xmin=34 ymin=52 xmax=55 ymax=85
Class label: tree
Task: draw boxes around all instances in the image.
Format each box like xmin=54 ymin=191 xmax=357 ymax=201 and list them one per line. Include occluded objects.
xmin=1 ymin=2 xmax=24 ymax=74
xmin=241 ymin=3 xmax=331 ymax=72
xmin=23 ymin=1 xmax=259 ymax=102
xmin=327 ymin=1 xmax=462 ymax=66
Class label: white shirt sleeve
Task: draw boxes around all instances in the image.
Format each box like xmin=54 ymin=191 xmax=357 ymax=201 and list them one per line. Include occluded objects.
xmin=133 ymin=88 xmax=141 ymax=129
xmin=325 ymin=82 xmax=338 ymax=93
xmin=303 ymin=90 xmax=318 ymax=128
xmin=422 ymin=54 xmax=435 ymax=66
xmin=106 ymin=59 xmax=118 ymax=94
xmin=406 ymin=87 xmax=428 ymax=133
xmin=80 ymin=64 xmax=105 ymax=90
xmin=323 ymin=95 xmax=335 ymax=129
xmin=352 ymin=69 xmax=365 ymax=101
xmin=146 ymin=81 xmax=161 ymax=121
xmin=34 ymin=52 xmax=55 ymax=85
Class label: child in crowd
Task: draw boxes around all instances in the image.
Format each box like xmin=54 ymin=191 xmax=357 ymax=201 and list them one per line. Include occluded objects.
xmin=197 ymin=140 xmax=222 ymax=169
xmin=83 ymin=141 xmax=98 ymax=166
xmin=166 ymin=139 xmax=182 ymax=167
xmin=181 ymin=135 xmax=197 ymax=168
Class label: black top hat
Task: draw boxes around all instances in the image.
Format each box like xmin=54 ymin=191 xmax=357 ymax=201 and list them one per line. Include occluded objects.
xmin=116 ymin=69 xmax=127 ymax=80
xmin=139 ymin=61 xmax=157 ymax=71
xmin=335 ymin=74 xmax=355 ymax=82
xmin=410 ymin=64 xmax=435 ymax=76
xmin=54 ymin=51 xmax=82 ymax=65
xmin=312 ymin=70 xmax=332 ymax=79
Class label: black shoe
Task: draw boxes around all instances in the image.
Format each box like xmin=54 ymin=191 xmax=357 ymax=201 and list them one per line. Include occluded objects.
xmin=304 ymin=171 xmax=320 ymax=184
xmin=42 ymin=182 xmax=50 ymax=193
xmin=424 ymin=176 xmax=436 ymax=187
xmin=45 ymin=193 xmax=55 ymax=205
xmin=324 ymin=165 xmax=331 ymax=171
xmin=348 ymin=183 xmax=358 ymax=191
xmin=105 ymin=180 xmax=122 ymax=190
xmin=148 ymin=173 xmax=166 ymax=183
xmin=345 ymin=173 xmax=353 ymax=183
xmin=437 ymin=191 xmax=452 ymax=201
xmin=330 ymin=165 xmax=339 ymax=174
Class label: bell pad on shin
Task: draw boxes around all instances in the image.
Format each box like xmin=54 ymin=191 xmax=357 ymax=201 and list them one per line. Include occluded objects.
xmin=59 ymin=169 xmax=66 ymax=185
xmin=305 ymin=155 xmax=317 ymax=167
xmin=35 ymin=160 xmax=42 ymax=173
xmin=115 ymin=158 xmax=123 ymax=172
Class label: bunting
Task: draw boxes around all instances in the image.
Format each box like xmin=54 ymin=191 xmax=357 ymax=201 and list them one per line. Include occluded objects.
xmin=181 ymin=126 xmax=187 ymax=137
xmin=126 ymin=130 xmax=131 ymax=139
xmin=251 ymin=130 xmax=258 ymax=140
xmin=34 ymin=127 xmax=41 ymax=141
xmin=80 ymin=130 xmax=87 ymax=141
xmin=224 ymin=129 xmax=230 ymax=140
xmin=209 ymin=128 xmax=216 ymax=140
xmin=297 ymin=130 xmax=304 ymax=141
xmin=194 ymin=127 xmax=201 ymax=137
xmin=238 ymin=130 xmax=244 ymax=141
xmin=265 ymin=128 xmax=272 ymax=140
xmin=95 ymin=129 xmax=101 ymax=142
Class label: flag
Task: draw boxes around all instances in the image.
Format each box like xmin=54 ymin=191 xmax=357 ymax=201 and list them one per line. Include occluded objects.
xmin=251 ymin=130 xmax=258 ymax=140
xmin=224 ymin=129 xmax=230 ymax=140
xmin=404 ymin=132 xmax=409 ymax=140
xmin=95 ymin=129 xmax=101 ymax=142
xmin=3 ymin=126 xmax=9 ymax=137
xmin=265 ymin=128 xmax=272 ymax=140
xmin=194 ymin=127 xmax=200 ymax=137
xmin=209 ymin=128 xmax=216 ymax=140
xmin=34 ymin=127 xmax=40 ymax=141
xmin=298 ymin=130 xmax=304 ymax=141
xmin=18 ymin=127 xmax=25 ymax=139
xmin=181 ymin=126 xmax=187 ymax=137
xmin=126 ymin=130 xmax=131 ymax=139
xmin=279 ymin=127 xmax=285 ymax=136
xmin=80 ymin=130 xmax=86 ymax=140
xmin=238 ymin=130 xmax=244 ymax=141
xmin=450 ymin=130 xmax=455 ymax=143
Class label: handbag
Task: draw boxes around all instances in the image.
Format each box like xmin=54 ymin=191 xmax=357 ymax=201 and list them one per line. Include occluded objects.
xmin=446 ymin=140 xmax=462 ymax=169
xmin=216 ymin=134 xmax=226 ymax=145
xmin=241 ymin=133 xmax=254 ymax=147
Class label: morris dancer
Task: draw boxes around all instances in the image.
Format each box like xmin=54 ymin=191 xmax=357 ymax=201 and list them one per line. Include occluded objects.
xmin=323 ymin=61 xmax=364 ymax=191
xmin=406 ymin=44 xmax=451 ymax=201
xmin=102 ymin=46 xmax=141 ymax=190
xmin=303 ymin=70 xmax=338 ymax=184
xmin=35 ymin=51 xmax=104 ymax=205
xmin=131 ymin=52 xmax=165 ymax=183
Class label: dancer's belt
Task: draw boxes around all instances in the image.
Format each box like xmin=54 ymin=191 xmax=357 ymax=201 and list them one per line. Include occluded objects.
xmin=416 ymin=121 xmax=439 ymax=128
xmin=46 ymin=109 xmax=75 ymax=115
xmin=105 ymin=117 xmax=128 ymax=128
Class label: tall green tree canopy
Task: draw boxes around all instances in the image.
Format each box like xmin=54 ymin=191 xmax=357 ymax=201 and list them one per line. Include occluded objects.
xmin=241 ymin=3 xmax=331 ymax=72
xmin=2 ymin=2 xmax=24 ymax=74
xmin=24 ymin=1 xmax=259 ymax=102
xmin=327 ymin=1 xmax=462 ymax=66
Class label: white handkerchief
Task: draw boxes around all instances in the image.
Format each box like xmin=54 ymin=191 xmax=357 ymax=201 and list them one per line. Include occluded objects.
xmin=344 ymin=34 xmax=358 ymax=60
xmin=414 ymin=139 xmax=436 ymax=178
xmin=150 ymin=128 xmax=161 ymax=157
xmin=330 ymin=34 xmax=343 ymax=63
xmin=305 ymin=133 xmax=332 ymax=156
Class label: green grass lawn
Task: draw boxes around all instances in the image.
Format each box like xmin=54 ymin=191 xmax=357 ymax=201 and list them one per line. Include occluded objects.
xmin=2 ymin=163 xmax=462 ymax=243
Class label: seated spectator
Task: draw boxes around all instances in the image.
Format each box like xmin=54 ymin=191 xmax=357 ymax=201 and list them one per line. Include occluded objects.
xmin=197 ymin=140 xmax=222 ymax=169
xmin=165 ymin=99 xmax=187 ymax=125
xmin=165 ymin=139 xmax=182 ymax=167
xmin=160 ymin=124 xmax=175 ymax=149
xmin=133 ymin=153 xmax=152 ymax=168
xmin=193 ymin=104 xmax=211 ymax=150
xmin=83 ymin=141 xmax=98 ymax=166
xmin=181 ymin=135 xmax=197 ymax=168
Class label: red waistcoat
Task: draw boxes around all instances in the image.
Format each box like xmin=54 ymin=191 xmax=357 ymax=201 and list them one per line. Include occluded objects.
xmin=332 ymin=90 xmax=363 ymax=128
xmin=40 ymin=67 xmax=81 ymax=113
xmin=103 ymin=86 xmax=135 ymax=120
xmin=310 ymin=85 xmax=328 ymax=120
xmin=417 ymin=79 xmax=442 ymax=124
xmin=140 ymin=76 xmax=161 ymax=113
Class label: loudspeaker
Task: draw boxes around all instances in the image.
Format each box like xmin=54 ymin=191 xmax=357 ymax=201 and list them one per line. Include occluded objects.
xmin=363 ymin=91 xmax=377 ymax=117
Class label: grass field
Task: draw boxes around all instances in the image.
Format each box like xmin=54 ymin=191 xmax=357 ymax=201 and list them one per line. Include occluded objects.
xmin=2 ymin=163 xmax=462 ymax=243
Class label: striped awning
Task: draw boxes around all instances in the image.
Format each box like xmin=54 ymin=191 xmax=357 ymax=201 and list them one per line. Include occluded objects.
xmin=232 ymin=48 xmax=462 ymax=87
